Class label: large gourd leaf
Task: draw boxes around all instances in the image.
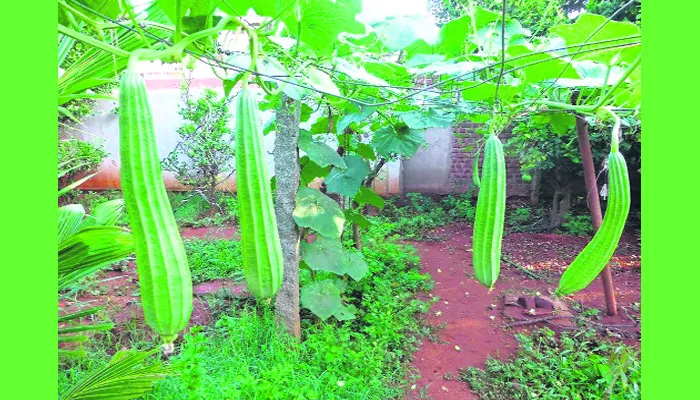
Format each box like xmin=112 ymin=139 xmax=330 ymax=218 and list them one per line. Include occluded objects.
xmin=301 ymin=279 xmax=343 ymax=320
xmin=372 ymin=125 xmax=425 ymax=158
xmin=550 ymin=14 xmax=640 ymax=65
xmin=298 ymin=131 xmax=347 ymax=169
xmin=301 ymin=236 xmax=347 ymax=274
xmin=325 ymin=155 xmax=370 ymax=197
xmin=293 ymin=187 xmax=345 ymax=238
xmin=221 ymin=0 xmax=365 ymax=56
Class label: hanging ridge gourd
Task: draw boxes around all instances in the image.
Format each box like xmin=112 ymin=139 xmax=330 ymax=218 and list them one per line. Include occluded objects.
xmin=235 ymin=86 xmax=284 ymax=299
xmin=119 ymin=67 xmax=193 ymax=354
xmin=472 ymin=134 xmax=506 ymax=289
xmin=557 ymin=114 xmax=630 ymax=295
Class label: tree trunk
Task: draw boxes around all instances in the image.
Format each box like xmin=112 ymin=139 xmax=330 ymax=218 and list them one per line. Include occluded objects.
xmin=352 ymin=221 xmax=362 ymax=251
xmin=351 ymin=158 xmax=387 ymax=250
xmin=574 ymin=108 xmax=618 ymax=316
xmin=273 ymin=94 xmax=302 ymax=339
xmin=549 ymin=185 xmax=571 ymax=229
xmin=529 ymin=168 xmax=541 ymax=206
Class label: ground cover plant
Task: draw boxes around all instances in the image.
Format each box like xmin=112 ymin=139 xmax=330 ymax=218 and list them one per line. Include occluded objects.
xmin=459 ymin=328 xmax=641 ymax=400
xmin=184 ymin=239 xmax=243 ymax=284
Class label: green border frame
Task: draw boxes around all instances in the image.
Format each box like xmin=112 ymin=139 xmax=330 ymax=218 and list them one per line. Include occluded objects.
xmin=2 ymin=0 xmax=696 ymax=397
xmin=643 ymin=0 xmax=698 ymax=397
xmin=4 ymin=2 xmax=55 ymax=398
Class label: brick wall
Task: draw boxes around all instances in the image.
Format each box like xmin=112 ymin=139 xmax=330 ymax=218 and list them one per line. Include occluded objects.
xmin=448 ymin=122 xmax=530 ymax=197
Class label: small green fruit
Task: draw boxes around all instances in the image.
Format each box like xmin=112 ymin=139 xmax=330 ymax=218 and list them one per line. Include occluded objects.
xmin=522 ymin=174 xmax=532 ymax=182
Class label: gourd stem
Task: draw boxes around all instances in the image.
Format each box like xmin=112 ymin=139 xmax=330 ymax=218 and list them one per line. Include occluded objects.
xmin=127 ymin=16 xmax=233 ymax=72
xmin=602 ymin=107 xmax=621 ymax=153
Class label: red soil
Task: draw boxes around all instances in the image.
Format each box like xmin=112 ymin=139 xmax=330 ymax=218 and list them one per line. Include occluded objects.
xmin=406 ymin=223 xmax=641 ymax=400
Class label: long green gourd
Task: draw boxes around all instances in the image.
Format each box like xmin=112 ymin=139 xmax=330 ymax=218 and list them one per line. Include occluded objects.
xmin=235 ymin=87 xmax=284 ymax=299
xmin=119 ymin=68 xmax=192 ymax=353
xmin=557 ymin=117 xmax=630 ymax=295
xmin=472 ymin=134 xmax=506 ymax=289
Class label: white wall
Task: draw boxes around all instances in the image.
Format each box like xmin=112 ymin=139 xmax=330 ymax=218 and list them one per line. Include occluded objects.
xmin=63 ymin=76 xmax=401 ymax=195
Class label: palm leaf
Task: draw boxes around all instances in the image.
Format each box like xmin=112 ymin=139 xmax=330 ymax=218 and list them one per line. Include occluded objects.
xmin=58 ymin=4 xmax=172 ymax=100
xmin=59 ymin=172 xmax=99 ymax=198
xmin=59 ymin=306 xmax=105 ymax=323
xmin=84 ymin=199 xmax=125 ymax=227
xmin=59 ymin=350 xmax=171 ymax=400
xmin=58 ymin=226 xmax=134 ymax=290
xmin=58 ymin=204 xmax=88 ymax=243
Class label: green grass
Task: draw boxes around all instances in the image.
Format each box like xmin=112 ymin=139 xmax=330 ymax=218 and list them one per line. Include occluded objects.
xmin=169 ymin=192 xmax=239 ymax=228
xmin=183 ymin=238 xmax=244 ymax=284
xmin=59 ymin=225 xmax=435 ymax=400
xmin=459 ymin=328 xmax=641 ymax=400
xmin=376 ymin=192 xmax=476 ymax=239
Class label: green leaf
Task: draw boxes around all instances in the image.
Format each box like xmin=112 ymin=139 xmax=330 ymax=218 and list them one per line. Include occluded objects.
xmin=293 ymin=187 xmax=345 ymax=238
xmin=336 ymin=107 xmax=376 ymax=134
xmin=301 ymin=236 xmax=346 ymax=274
xmin=354 ymin=143 xmax=376 ymax=161
xmin=344 ymin=209 xmax=373 ymax=229
xmin=300 ymin=157 xmax=332 ymax=186
xmin=241 ymin=0 xmax=365 ymax=55
xmin=372 ymin=15 xmax=439 ymax=51
xmin=372 ymin=125 xmax=425 ymax=158
xmin=58 ymin=204 xmax=87 ymax=244
xmin=532 ymin=113 xmax=576 ymax=135
xmin=332 ymin=303 xmax=357 ymax=321
xmin=59 ymin=1 xmax=122 ymax=25
xmin=299 ymin=131 xmax=347 ymax=169
xmin=59 ymin=350 xmax=170 ymax=400
xmin=460 ymin=81 xmax=520 ymax=103
xmin=343 ymin=252 xmax=369 ymax=281
xmin=506 ymin=45 xmax=580 ymax=82
xmin=334 ymin=59 xmax=388 ymax=86
xmin=354 ymin=186 xmax=385 ymax=209
xmin=157 ymin=0 xmax=196 ymax=26
xmin=85 ymin=199 xmax=125 ymax=227
xmin=435 ymin=15 xmax=474 ymax=57
xmin=306 ymin=67 xmax=341 ymax=97
xmin=363 ymin=62 xmax=412 ymax=86
xmin=301 ymin=279 xmax=343 ymax=320
xmin=398 ymin=109 xmax=455 ymax=130
xmin=325 ymin=155 xmax=370 ymax=197
xmin=58 ymin=227 xmax=134 ymax=291
xmin=550 ymin=14 xmax=641 ymax=65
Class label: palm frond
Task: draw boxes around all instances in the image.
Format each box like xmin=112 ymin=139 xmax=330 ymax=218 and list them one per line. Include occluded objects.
xmin=58 ymin=4 xmax=172 ymax=100
xmin=59 ymin=350 xmax=172 ymax=400
xmin=84 ymin=199 xmax=125 ymax=227
xmin=59 ymin=173 xmax=99 ymax=198
xmin=58 ymin=226 xmax=134 ymax=290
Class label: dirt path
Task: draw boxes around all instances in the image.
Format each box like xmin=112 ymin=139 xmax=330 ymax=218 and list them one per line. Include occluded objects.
xmin=407 ymin=223 xmax=641 ymax=400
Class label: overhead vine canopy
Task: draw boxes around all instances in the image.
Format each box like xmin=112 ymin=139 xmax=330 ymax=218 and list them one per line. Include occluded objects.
xmin=58 ymin=0 xmax=641 ymax=132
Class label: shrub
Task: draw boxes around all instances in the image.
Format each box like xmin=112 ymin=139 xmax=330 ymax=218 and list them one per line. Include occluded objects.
xmin=162 ymin=88 xmax=235 ymax=208
xmin=560 ymin=212 xmax=594 ymax=236
xmin=58 ymin=138 xmax=107 ymax=184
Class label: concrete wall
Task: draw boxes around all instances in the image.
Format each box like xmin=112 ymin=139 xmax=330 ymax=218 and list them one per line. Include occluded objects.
xmin=402 ymin=128 xmax=452 ymax=193
xmin=401 ymin=123 xmax=531 ymax=197
xmin=63 ymin=75 xmax=402 ymax=195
